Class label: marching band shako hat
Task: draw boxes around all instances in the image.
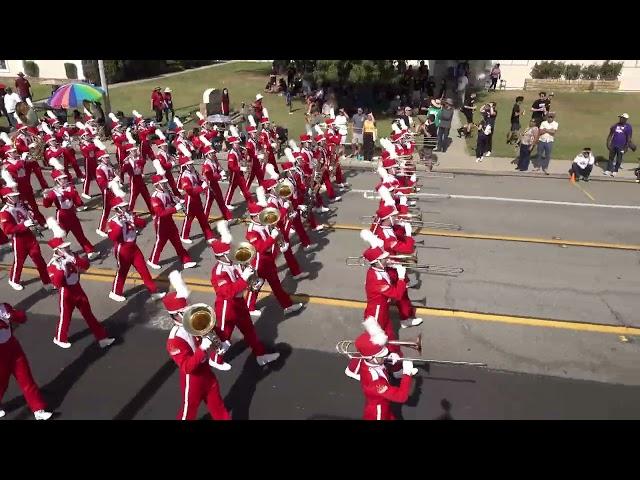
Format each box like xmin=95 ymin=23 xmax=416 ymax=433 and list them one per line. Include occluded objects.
xmin=313 ymin=134 xmax=325 ymax=143
xmin=360 ymin=229 xmax=388 ymax=263
xmin=96 ymin=149 xmax=109 ymax=159
xmin=281 ymin=161 xmax=295 ymax=171
xmin=262 ymin=178 xmax=277 ymax=190
xmin=163 ymin=270 xmax=191 ymax=314
xmin=247 ymin=201 xmax=264 ymax=215
xmin=382 ymin=158 xmax=398 ymax=169
xmin=355 ymin=316 xmax=389 ymax=358
xmin=226 ymin=136 xmax=240 ymax=144
xmin=46 ymin=217 xmax=71 ymax=250
xmin=123 ymin=142 xmax=137 ymax=152
xmin=0 ymin=187 xmax=19 ymax=198
xmin=376 ymin=204 xmax=397 ymax=220
xmin=211 ymin=220 xmax=232 ymax=256
xmin=51 ymin=169 xmax=68 ymax=182
xmin=299 ymin=134 xmax=312 ymax=143
xmin=151 ymin=174 xmax=167 ymax=185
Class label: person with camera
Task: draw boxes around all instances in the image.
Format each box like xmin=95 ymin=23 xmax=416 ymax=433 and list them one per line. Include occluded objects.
xmin=569 ymin=147 xmax=595 ymax=182
xmin=530 ymin=91 xmax=551 ymax=127
xmin=605 ymin=113 xmax=634 ymax=178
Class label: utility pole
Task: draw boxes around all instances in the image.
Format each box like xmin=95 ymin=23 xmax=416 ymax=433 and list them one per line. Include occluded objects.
xmin=98 ymin=60 xmax=111 ymax=114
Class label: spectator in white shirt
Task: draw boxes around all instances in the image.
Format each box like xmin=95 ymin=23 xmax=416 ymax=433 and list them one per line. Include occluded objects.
xmin=534 ymin=112 xmax=559 ymax=175
xmin=334 ymin=108 xmax=349 ymax=158
xmin=3 ymin=88 xmax=22 ymax=129
xmin=569 ymin=147 xmax=595 ymax=182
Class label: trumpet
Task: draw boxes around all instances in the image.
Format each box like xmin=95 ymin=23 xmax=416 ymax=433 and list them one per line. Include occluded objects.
xmin=344 ymin=256 xmax=464 ymax=276
xmin=181 ymin=303 xmax=223 ymax=349
xmin=335 ymin=336 xmax=486 ymax=367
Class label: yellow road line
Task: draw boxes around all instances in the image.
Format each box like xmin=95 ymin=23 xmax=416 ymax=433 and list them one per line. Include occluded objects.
xmin=572 ymin=180 xmax=596 ymax=202
xmin=3 ymin=263 xmax=640 ymax=337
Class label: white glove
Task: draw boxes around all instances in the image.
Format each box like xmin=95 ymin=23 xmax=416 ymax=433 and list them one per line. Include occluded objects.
xmin=201 ymin=181 xmax=208 ymax=189
xmin=174 ymin=202 xmax=183 ymax=212
xmin=283 ymin=201 xmax=290 ymax=209
xmin=410 ymin=173 xmax=417 ymax=183
xmin=388 ymin=353 xmax=401 ymax=365
xmin=24 ymin=219 xmax=34 ymax=228
xmin=298 ymin=204 xmax=307 ymax=212
xmin=200 ymin=337 xmax=213 ymax=351
xmin=288 ymin=211 xmax=297 ymax=219
xmin=402 ymin=360 xmax=416 ymax=376
xmin=270 ymin=229 xmax=280 ymax=239
xmin=240 ymin=166 xmax=248 ymax=172
xmin=61 ymin=140 xmax=69 ymax=149
xmin=257 ymin=153 xmax=265 ymax=160
xmin=393 ymin=263 xmax=407 ymax=279
xmin=220 ymin=171 xmax=228 ymax=181
xmin=271 ymin=142 xmax=277 ymax=149
xmin=399 ymin=195 xmax=408 ymax=206
xmin=280 ymin=242 xmax=289 ymax=253
xmin=241 ymin=266 xmax=255 ymax=281
xmin=403 ymin=222 xmax=412 ymax=237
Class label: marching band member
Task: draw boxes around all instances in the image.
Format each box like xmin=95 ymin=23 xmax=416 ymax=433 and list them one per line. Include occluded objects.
xmin=280 ymin=152 xmax=316 ymax=250
xmin=209 ymin=220 xmax=280 ymax=370
xmin=109 ymin=113 xmax=128 ymax=168
xmin=3 ymin=149 xmax=46 ymax=225
xmin=176 ymin=144 xmax=215 ymax=245
xmin=244 ymin=187 xmax=304 ymax=317
xmin=345 ymin=230 xmax=408 ymax=380
xmin=132 ymin=111 xmax=155 ymax=162
xmin=354 ymin=317 xmax=417 ymax=420
xmin=164 ymin=270 xmax=230 ymax=420
xmin=0 ymin=302 xmax=53 ymax=420
xmin=0 ymin=183 xmax=52 ymax=291
xmin=95 ymin=145 xmax=117 ymax=238
xmin=258 ymin=109 xmax=279 ymax=174
xmin=297 ymin=134 xmax=325 ymax=231
xmin=223 ymin=129 xmax=252 ymax=208
xmin=12 ymin=125 xmax=49 ymax=189
xmin=152 ymin=129 xmax=180 ymax=197
xmin=245 ymin=115 xmax=264 ymax=187
xmin=107 ymin=180 xmax=166 ymax=302
xmin=42 ymin=161 xmax=98 ymax=260
xmin=45 ymin=217 xmax=115 ymax=349
xmin=78 ymin=124 xmax=99 ymax=199
xmin=121 ymin=131 xmax=154 ymax=214
xmin=200 ymin=139 xmax=232 ymax=221
xmin=147 ymin=164 xmax=196 ymax=270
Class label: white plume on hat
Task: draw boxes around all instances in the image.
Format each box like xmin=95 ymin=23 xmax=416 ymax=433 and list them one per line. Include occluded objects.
xmin=284 ymin=148 xmax=296 ymax=164
xmin=76 ymin=121 xmax=86 ymax=130
xmin=0 ymin=132 xmax=11 ymax=145
xmin=1 ymin=169 xmax=17 ymax=188
xmin=262 ymin=108 xmax=269 ymax=119
xmin=314 ymin=125 xmax=324 ymax=136
xmin=154 ymin=129 xmax=166 ymax=140
xmin=230 ymin=125 xmax=240 ymax=138
xmin=216 ymin=220 xmax=233 ymax=244
xmin=108 ymin=112 xmax=120 ymax=124
xmin=48 ymin=157 xmax=64 ymax=170
xmin=199 ymin=135 xmax=211 ymax=147
xmin=168 ymin=270 xmax=190 ymax=299
xmin=109 ymin=178 xmax=127 ymax=199
xmin=391 ymin=123 xmax=402 ymax=135
xmin=288 ymin=139 xmax=299 ymax=152
xmin=377 ymin=164 xmax=389 ymax=179
xmin=174 ymin=117 xmax=183 ymax=128
xmin=305 ymin=125 xmax=313 ymax=136
xmin=46 ymin=111 xmax=57 ymax=120
xmin=265 ymin=163 xmax=279 ymax=181
xmin=42 ymin=124 xmax=53 ymax=136
xmin=46 ymin=217 xmax=67 ymax=239
xmin=25 ymin=98 xmax=33 ymax=107
xmin=360 ymin=229 xmax=384 ymax=249
xmin=399 ymin=119 xmax=408 ymax=130
xmin=84 ymin=107 xmax=93 ymax=117
xmin=93 ymin=139 xmax=107 ymax=151
xmin=152 ymin=159 xmax=166 ymax=175
xmin=132 ymin=110 xmax=142 ymax=119
xmin=126 ymin=130 xmax=136 ymax=145
xmin=255 ymin=186 xmax=268 ymax=207
xmin=195 ymin=112 xmax=204 ymax=121
xmin=378 ymin=185 xmax=395 ymax=207
xmin=329 ymin=107 xmax=335 ymax=119
xmin=248 ymin=115 xmax=257 ymax=127
xmin=363 ymin=316 xmax=388 ymax=346
xmin=178 ymin=144 xmax=192 ymax=158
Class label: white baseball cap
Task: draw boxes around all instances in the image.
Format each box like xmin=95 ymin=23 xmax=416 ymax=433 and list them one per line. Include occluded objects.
xmin=620 ymin=113 xmax=630 ymax=119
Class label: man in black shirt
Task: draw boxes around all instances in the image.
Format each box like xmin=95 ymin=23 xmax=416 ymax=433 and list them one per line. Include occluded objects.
xmin=457 ymin=92 xmax=476 ymax=138
xmin=530 ymin=92 xmax=550 ymax=126
xmin=507 ymin=96 xmax=524 ymax=145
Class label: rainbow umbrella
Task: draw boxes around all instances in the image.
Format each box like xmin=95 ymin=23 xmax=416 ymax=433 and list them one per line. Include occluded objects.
xmin=48 ymin=83 xmax=105 ymax=108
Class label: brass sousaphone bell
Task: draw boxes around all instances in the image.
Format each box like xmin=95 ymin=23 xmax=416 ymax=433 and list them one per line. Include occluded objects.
xmin=275 ymin=178 xmax=294 ymax=199
xmin=259 ymin=207 xmax=281 ymax=226
xmin=233 ymin=242 xmax=256 ymax=265
xmin=182 ymin=303 xmax=223 ymax=349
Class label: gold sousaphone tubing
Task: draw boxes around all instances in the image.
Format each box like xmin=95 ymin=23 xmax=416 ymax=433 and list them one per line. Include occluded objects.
xmin=344 ymin=255 xmax=463 ymax=276
xmin=181 ymin=303 xmax=223 ymax=349
xmin=335 ymin=335 xmax=486 ymax=367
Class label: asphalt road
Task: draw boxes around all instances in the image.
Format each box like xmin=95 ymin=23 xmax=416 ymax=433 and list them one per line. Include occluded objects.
xmin=1 ymin=165 xmax=639 ymax=419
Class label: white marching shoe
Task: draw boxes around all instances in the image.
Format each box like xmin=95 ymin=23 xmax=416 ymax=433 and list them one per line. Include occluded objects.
xmin=87 ymin=252 xmax=100 ymax=260
xmin=53 ymin=338 xmax=72 ymax=349
xmin=209 ymin=358 xmax=232 ymax=371
xmin=283 ymin=303 xmax=304 ymax=315
xmin=256 ymin=352 xmax=280 ymax=366
xmin=81 ymin=193 xmax=92 ymax=200
xmin=0 ymin=409 xmax=5 ymax=418
xmin=109 ymin=291 xmax=126 ymax=302
xmin=393 ymin=367 xmax=418 ymax=378
xmin=98 ymin=337 xmax=116 ymax=349
xmin=331 ymin=196 xmax=342 ymax=202
xmin=249 ymin=310 xmax=262 ymax=320
xmin=344 ymin=367 xmax=360 ymax=381
xmin=226 ymin=204 xmax=237 ymax=211
xmin=34 ymin=410 xmax=53 ymax=421
xmin=303 ymin=243 xmax=317 ymax=251
xmin=151 ymin=292 xmax=167 ymax=300
xmin=8 ymin=280 xmax=23 ymax=291
xmin=400 ymin=318 xmax=423 ymax=329
xmin=180 ymin=237 xmax=193 ymax=244
xmin=313 ymin=207 xmax=329 ymax=213
xmin=314 ymin=225 xmax=326 ymax=231
xmin=146 ymin=260 xmax=161 ymax=270
xmin=183 ymin=261 xmax=197 ymax=269
xmin=292 ymin=272 xmax=309 ymax=280
xmin=95 ymin=229 xmax=108 ymax=238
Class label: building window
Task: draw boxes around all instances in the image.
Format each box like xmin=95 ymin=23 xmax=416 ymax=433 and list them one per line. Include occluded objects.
xmin=0 ymin=60 xmax=7 ymax=72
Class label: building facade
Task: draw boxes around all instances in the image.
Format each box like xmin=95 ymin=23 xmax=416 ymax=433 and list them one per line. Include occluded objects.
xmin=0 ymin=60 xmax=85 ymax=80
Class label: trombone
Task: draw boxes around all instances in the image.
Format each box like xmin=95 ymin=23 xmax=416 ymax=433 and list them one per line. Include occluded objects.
xmin=335 ymin=335 xmax=486 ymax=367
xmin=360 ymin=215 xmax=462 ymax=231
xmin=344 ymin=256 xmax=464 ymax=276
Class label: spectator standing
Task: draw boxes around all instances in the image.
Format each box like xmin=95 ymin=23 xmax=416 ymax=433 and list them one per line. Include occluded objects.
xmin=287 ymin=62 xmax=296 ymax=88
xmin=507 ymin=96 xmax=524 ymax=145
xmin=417 ymin=61 xmax=429 ymax=93
xmin=350 ymin=107 xmax=366 ymax=159
xmin=488 ymin=64 xmax=501 ymax=91
xmin=457 ymin=92 xmax=476 ymax=138
xmin=427 ymin=99 xmax=442 ymax=129
xmin=221 ymin=88 xmax=230 ymax=116
xmin=334 ymin=108 xmax=349 ymax=157
xmin=3 ymin=88 xmax=22 ymax=129
xmin=362 ymin=113 xmax=376 ymax=162
xmin=435 ymin=99 xmax=454 ymax=153
xmin=569 ymin=148 xmax=595 ymax=181
xmin=475 ymin=118 xmax=492 ymax=163
xmin=438 ymin=78 xmax=447 ymax=99
xmin=426 ymin=76 xmax=436 ymax=98
xmin=456 ymin=74 xmax=468 ymax=108
xmin=0 ymin=84 xmax=8 ymax=125
xmin=605 ymin=113 xmax=633 ymax=177
xmin=534 ymin=112 xmax=558 ymax=175
xmin=530 ymin=91 xmax=550 ymax=126
xmin=15 ymin=73 xmax=32 ymax=101
xmin=516 ymin=119 xmax=539 ymax=171
xmin=480 ymin=102 xmax=497 ymax=156
xmin=151 ymin=86 xmax=164 ymax=123
xmin=163 ymin=88 xmax=175 ymax=122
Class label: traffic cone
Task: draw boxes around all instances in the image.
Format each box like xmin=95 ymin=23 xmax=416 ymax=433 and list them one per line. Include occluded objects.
xmin=570 ymin=172 xmax=576 ymax=183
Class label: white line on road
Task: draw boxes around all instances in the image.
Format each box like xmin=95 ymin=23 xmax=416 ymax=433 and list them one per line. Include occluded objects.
xmin=350 ymin=190 xmax=640 ymax=210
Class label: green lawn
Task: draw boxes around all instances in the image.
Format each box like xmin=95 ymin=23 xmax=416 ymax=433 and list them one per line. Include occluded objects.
xmin=463 ymin=89 xmax=640 ymax=160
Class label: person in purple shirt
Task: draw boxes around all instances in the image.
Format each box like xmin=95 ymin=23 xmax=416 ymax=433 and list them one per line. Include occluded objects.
xmin=605 ymin=113 xmax=634 ymax=177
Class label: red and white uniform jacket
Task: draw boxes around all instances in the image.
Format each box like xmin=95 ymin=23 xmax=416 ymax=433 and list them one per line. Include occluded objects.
xmin=245 ymin=137 xmax=259 ymax=162
xmin=226 ymin=149 xmax=244 ymax=174
xmin=96 ymin=163 xmax=116 ymax=193
xmin=3 ymin=158 xmax=30 ymax=185
xmin=0 ymin=202 xmax=35 ymax=239
xmin=364 ymin=267 xmax=407 ymax=317
xmin=155 ymin=150 xmax=176 ymax=173
xmin=42 ymin=185 xmax=83 ymax=212
xmin=80 ymin=141 xmax=99 ymax=163
xmin=371 ymin=223 xmax=414 ymax=255
xmin=0 ymin=303 xmax=27 ymax=345
xmin=178 ymin=169 xmax=205 ymax=197
xmin=13 ymin=132 xmax=33 ymax=156
xmin=258 ymin=130 xmax=275 ymax=153
xmin=121 ymin=155 xmax=146 ymax=178
xmin=202 ymin=158 xmax=222 ymax=183
xmin=167 ymin=325 xmax=210 ymax=376
xmin=200 ymin=128 xmax=218 ymax=143
xmin=211 ymin=262 xmax=247 ymax=300
xmin=107 ymin=213 xmax=146 ymax=244
xmin=246 ymin=222 xmax=277 ymax=260
xmin=151 ymin=190 xmax=179 ymax=228
xmin=47 ymin=252 xmax=89 ymax=289
xmin=359 ymin=361 xmax=412 ymax=420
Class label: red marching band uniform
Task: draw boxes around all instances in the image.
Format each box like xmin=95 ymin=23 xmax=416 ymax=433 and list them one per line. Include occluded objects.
xmin=95 ymin=144 xmax=117 ymax=237
xmin=223 ymin=132 xmax=252 ymax=207
xmin=201 ymin=141 xmax=232 ymax=221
